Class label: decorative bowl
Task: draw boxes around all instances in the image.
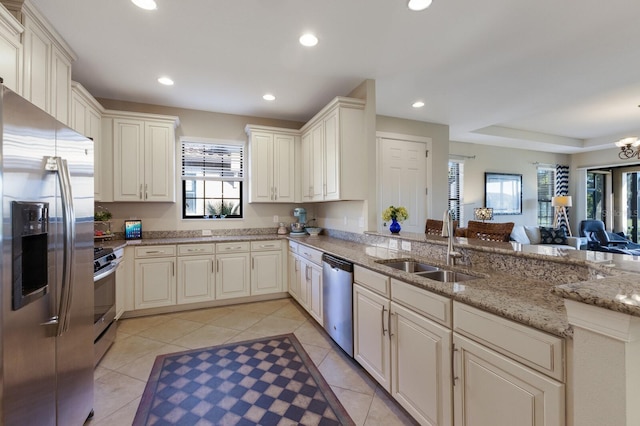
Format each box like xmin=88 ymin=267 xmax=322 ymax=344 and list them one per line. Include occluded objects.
xmin=306 ymin=227 xmax=322 ymax=236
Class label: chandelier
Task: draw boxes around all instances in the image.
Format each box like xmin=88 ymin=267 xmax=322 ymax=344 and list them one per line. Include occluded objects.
xmin=615 ymin=137 xmax=640 ymax=160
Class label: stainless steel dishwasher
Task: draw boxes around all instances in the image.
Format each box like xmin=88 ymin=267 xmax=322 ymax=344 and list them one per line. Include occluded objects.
xmin=322 ymin=254 xmax=354 ymax=357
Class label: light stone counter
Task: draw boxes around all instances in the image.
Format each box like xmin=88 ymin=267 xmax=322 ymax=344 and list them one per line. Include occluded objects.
xmin=99 ymin=231 xmax=640 ymax=338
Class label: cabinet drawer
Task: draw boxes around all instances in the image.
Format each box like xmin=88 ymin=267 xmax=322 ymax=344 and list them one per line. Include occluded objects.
xmin=135 ymin=245 xmax=176 ymax=258
xmin=297 ymin=245 xmax=323 ymax=265
xmin=251 ymin=240 xmax=282 ymax=252
xmin=453 ymin=302 xmax=565 ymax=381
xmin=216 ymin=242 xmax=250 ymax=253
xmin=354 ymin=265 xmax=390 ymax=297
xmin=288 ymin=240 xmax=299 ymax=254
xmin=178 ymin=244 xmax=215 ymax=256
xmin=391 ymin=279 xmax=451 ymax=326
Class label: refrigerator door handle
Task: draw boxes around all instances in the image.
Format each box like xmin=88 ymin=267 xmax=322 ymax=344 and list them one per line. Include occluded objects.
xmin=46 ymin=156 xmax=76 ymax=336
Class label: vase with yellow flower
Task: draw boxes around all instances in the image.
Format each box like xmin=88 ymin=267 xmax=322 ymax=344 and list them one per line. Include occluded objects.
xmin=382 ymin=205 xmax=409 ymax=234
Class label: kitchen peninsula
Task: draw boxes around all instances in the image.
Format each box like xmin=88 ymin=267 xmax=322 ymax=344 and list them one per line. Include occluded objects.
xmin=109 ymin=228 xmax=640 ymax=426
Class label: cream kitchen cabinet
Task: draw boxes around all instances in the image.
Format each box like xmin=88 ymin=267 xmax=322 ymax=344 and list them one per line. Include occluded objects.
xmin=12 ymin=1 xmax=74 ymax=124
xmin=215 ymin=242 xmax=251 ymax=300
xmin=294 ymin=243 xmax=323 ymax=324
xmin=391 ymin=298 xmax=452 ymax=426
xmin=245 ymin=125 xmax=297 ymax=203
xmin=250 ymin=240 xmax=284 ymax=295
xmin=71 ymin=82 xmax=104 ymax=200
xmin=452 ymin=302 xmax=565 ymax=426
xmin=354 ymin=267 xmax=453 ymax=426
xmin=288 ymin=248 xmax=301 ymax=302
xmin=0 ymin=4 xmax=22 ymax=94
xmin=299 ymin=97 xmax=366 ymax=202
xmin=353 ymin=282 xmax=391 ymax=390
xmin=109 ymin=111 xmax=178 ymax=202
xmin=177 ymin=244 xmax=216 ymax=305
xmin=133 ymin=245 xmax=177 ymax=310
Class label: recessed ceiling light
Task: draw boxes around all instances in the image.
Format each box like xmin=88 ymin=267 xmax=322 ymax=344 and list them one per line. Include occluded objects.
xmin=412 ymin=101 xmax=425 ymax=108
xmin=408 ymin=0 xmax=432 ymax=11
xmin=132 ymin=0 xmax=157 ymax=10
xmin=299 ymin=33 xmax=318 ymax=47
xmin=158 ymin=76 xmax=174 ymax=86
xmin=263 ymin=94 xmax=276 ymax=101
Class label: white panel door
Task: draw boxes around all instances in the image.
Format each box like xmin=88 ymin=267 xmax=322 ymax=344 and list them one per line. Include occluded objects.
xmin=273 ymin=133 xmax=296 ymax=202
xmin=250 ymin=132 xmax=274 ymax=202
xmin=379 ymin=138 xmax=427 ymax=233
xmin=113 ymin=118 xmax=144 ymax=201
xmin=134 ymin=257 xmax=176 ymax=309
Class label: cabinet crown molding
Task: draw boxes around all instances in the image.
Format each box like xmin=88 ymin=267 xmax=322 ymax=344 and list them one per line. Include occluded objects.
xmin=71 ymin=81 xmax=105 ymax=113
xmin=244 ymin=124 xmax=300 ymax=136
xmin=19 ymin=0 xmax=77 ymax=61
xmin=299 ymin=96 xmax=365 ymax=133
xmin=0 ymin=2 xmax=23 ymax=35
xmin=103 ymin=109 xmax=180 ymax=128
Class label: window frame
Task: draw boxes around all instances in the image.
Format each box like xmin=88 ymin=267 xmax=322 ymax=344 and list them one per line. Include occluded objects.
xmin=537 ymin=166 xmax=555 ymax=226
xmin=180 ymin=137 xmax=245 ymax=220
xmin=448 ymin=160 xmax=464 ymax=223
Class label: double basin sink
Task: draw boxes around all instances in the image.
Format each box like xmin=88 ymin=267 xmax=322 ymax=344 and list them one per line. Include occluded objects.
xmin=377 ymin=260 xmax=478 ymax=283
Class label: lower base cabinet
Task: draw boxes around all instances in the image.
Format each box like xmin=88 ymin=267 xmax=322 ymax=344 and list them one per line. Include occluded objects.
xmin=177 ymin=255 xmax=215 ymax=304
xmin=392 ymin=302 xmax=452 ymax=426
xmin=353 ymin=283 xmax=391 ymax=390
xmin=134 ymin=256 xmax=176 ymax=309
xmin=453 ymin=333 xmax=564 ymax=426
xmin=215 ymin=252 xmax=251 ymax=300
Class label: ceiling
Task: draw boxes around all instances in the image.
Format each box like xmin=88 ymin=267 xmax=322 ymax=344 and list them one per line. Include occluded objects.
xmin=30 ymin=0 xmax=640 ymax=154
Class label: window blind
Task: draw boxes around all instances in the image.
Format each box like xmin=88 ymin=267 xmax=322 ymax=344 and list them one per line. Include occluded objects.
xmin=181 ymin=141 xmax=244 ymax=181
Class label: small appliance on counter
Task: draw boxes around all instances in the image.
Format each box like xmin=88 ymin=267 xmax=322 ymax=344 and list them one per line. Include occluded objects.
xmin=277 ymin=222 xmax=288 ymax=235
xmin=291 ymin=207 xmax=307 ymax=236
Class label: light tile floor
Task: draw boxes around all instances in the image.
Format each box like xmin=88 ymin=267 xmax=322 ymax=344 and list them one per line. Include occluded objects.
xmin=86 ymin=298 xmax=417 ymax=425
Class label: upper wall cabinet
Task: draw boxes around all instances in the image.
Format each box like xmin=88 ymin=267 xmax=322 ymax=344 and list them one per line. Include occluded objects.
xmin=0 ymin=4 xmax=23 ymax=93
xmin=8 ymin=1 xmax=76 ymax=125
xmin=245 ymin=125 xmax=298 ymax=203
xmin=71 ymin=82 xmax=104 ymax=201
xmin=104 ymin=110 xmax=179 ymax=202
xmin=300 ymin=97 xmax=366 ymax=202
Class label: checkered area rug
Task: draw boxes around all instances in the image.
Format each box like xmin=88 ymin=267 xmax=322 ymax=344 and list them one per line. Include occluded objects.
xmin=133 ymin=333 xmax=354 ymax=425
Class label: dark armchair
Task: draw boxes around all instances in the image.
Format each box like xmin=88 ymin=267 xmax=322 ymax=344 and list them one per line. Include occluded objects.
xmin=579 ymin=220 xmax=640 ymax=254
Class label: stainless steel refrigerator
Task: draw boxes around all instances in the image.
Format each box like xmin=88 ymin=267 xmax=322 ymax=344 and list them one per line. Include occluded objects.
xmin=1 ymin=84 xmax=94 ymax=425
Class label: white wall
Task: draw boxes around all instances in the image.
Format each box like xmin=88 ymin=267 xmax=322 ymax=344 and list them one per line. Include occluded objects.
xmin=450 ymin=141 xmax=570 ymax=227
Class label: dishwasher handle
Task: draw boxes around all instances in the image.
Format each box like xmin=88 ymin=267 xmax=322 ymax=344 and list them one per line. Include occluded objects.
xmin=322 ymin=254 xmax=353 ymax=273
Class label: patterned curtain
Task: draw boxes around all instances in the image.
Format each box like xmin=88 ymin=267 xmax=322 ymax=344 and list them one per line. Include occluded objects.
xmin=555 ymin=165 xmax=570 ymax=231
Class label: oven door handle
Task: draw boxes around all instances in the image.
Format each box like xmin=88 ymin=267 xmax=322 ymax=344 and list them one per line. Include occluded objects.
xmin=94 ymin=262 xmax=118 ymax=283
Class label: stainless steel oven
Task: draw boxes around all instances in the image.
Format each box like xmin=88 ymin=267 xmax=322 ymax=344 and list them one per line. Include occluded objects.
xmin=93 ymin=247 xmax=119 ymax=365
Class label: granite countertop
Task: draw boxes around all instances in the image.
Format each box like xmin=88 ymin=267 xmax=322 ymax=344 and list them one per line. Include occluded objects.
xmin=99 ymin=232 xmax=640 ymax=338
xmin=289 ymin=236 xmax=572 ymax=338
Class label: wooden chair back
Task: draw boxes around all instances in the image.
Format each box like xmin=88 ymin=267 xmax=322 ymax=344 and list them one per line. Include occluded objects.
xmin=465 ymin=221 xmax=514 ymax=242
xmin=425 ymin=219 xmax=457 ymax=236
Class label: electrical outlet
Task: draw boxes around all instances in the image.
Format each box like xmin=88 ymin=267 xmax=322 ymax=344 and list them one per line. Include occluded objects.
xmin=273 ymin=215 xmax=279 ymax=223
xmin=401 ymin=241 xmax=412 ymax=251
xmin=389 ymin=239 xmax=398 ymax=250
xmin=202 ymin=229 xmax=212 ymax=236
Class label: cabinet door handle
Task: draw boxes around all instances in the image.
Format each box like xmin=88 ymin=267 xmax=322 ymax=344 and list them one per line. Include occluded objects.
xmin=270 ymin=187 xmax=274 ymax=201
xmin=381 ymin=306 xmax=388 ymax=336
xmin=252 ymin=258 xmax=254 ymax=269
xmin=452 ymin=345 xmax=459 ymax=385
xmin=139 ymin=184 xmax=143 ymax=199
xmin=145 ymin=183 xmax=148 ymax=200
xmin=171 ymin=261 xmax=175 ymax=276
xmin=260 ymin=244 xmax=275 ymax=248
xmin=145 ymin=250 xmax=162 ymax=254
xmin=216 ymin=259 xmax=220 ymax=273
xmin=305 ymin=265 xmax=310 ymax=280
xmin=212 ymin=259 xmax=215 ymax=273
xmin=226 ymin=246 xmax=243 ymax=251
xmin=274 ymin=187 xmax=278 ymax=200
xmin=187 ymin=248 xmax=205 ymax=252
